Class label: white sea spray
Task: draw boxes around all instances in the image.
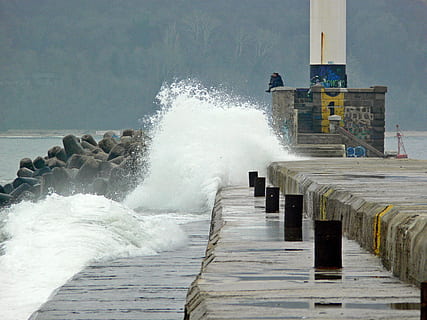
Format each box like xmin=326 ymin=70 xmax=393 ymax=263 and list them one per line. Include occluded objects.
xmin=125 ymin=80 xmax=297 ymax=212
xmin=0 ymin=194 xmax=187 ymax=320
xmin=0 ymin=79 xmax=297 ymax=319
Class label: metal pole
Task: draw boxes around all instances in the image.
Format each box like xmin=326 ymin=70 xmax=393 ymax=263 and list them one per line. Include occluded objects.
xmin=314 ymin=220 xmax=342 ymax=269
xmin=266 ymin=187 xmax=280 ymax=213
xmin=284 ymin=194 xmax=303 ymax=241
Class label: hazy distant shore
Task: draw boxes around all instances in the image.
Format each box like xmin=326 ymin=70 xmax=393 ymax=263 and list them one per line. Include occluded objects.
xmin=1 ymin=129 xmax=426 ymax=138
xmin=0 ymin=129 xmax=124 ymax=138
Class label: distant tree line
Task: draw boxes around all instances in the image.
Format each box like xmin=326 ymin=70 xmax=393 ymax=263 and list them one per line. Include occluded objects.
xmin=0 ymin=0 xmax=425 ymax=130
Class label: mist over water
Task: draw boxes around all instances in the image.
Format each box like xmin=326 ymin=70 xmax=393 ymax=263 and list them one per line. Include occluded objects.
xmin=0 ymin=80 xmax=295 ymax=320
xmin=125 ymin=80 xmax=296 ymax=212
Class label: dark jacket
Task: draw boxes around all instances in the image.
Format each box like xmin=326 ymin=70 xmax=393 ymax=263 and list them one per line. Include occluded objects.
xmin=269 ymin=74 xmax=284 ymax=88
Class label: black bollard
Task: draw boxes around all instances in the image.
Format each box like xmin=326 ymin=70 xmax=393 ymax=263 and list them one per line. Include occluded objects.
xmin=265 ymin=187 xmax=280 ymax=213
xmin=314 ymin=220 xmax=342 ymax=269
xmin=284 ymin=194 xmax=303 ymax=241
xmin=248 ymin=171 xmax=258 ymax=187
xmin=422 ymin=281 xmax=427 ymax=320
xmin=254 ymin=177 xmax=266 ymax=197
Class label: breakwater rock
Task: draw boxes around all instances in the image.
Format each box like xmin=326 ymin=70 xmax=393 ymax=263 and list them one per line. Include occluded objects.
xmin=0 ymin=130 xmax=148 ymax=208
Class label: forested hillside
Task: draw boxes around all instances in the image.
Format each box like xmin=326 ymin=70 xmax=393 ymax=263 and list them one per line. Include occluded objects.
xmin=0 ymin=0 xmax=425 ymax=130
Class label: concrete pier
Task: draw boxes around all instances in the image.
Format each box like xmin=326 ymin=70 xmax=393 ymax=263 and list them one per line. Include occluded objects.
xmin=185 ymin=184 xmax=421 ymax=319
xmin=268 ymin=158 xmax=427 ymax=286
xmin=32 ymin=158 xmax=427 ymax=319
xmin=31 ymin=219 xmax=209 ymax=320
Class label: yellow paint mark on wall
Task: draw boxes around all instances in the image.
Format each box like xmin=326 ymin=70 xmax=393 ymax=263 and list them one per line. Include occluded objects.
xmin=334 ymin=106 xmax=345 ymax=118
xmin=321 ymin=107 xmax=330 ymax=123
xmin=320 ymin=120 xmax=330 ymax=127
xmin=320 ymin=90 xmax=345 ymax=133
xmin=320 ymin=188 xmax=334 ymax=220
xmin=321 ymin=106 xmax=331 ymax=112
xmin=373 ymin=205 xmax=394 ymax=255
xmin=321 ymin=93 xmax=344 ymax=108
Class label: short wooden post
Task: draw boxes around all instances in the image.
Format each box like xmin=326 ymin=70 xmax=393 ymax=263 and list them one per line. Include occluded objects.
xmin=314 ymin=220 xmax=342 ymax=269
xmin=254 ymin=177 xmax=265 ymax=197
xmin=265 ymin=187 xmax=280 ymax=213
xmin=248 ymin=171 xmax=258 ymax=187
xmin=422 ymin=281 xmax=427 ymax=320
xmin=284 ymin=194 xmax=303 ymax=241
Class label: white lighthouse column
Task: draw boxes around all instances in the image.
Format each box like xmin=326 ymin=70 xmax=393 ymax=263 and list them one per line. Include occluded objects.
xmin=310 ymin=0 xmax=347 ymax=88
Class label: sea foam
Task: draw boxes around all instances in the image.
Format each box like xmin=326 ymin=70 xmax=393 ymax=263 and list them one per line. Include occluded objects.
xmin=0 ymin=194 xmax=187 ymax=320
xmin=0 ymin=79 xmax=296 ymax=319
xmin=125 ymin=80 xmax=297 ymax=212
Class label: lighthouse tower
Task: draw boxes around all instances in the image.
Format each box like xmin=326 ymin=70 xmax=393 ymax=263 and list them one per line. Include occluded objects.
xmin=310 ymin=0 xmax=347 ymax=88
xmin=272 ymin=0 xmax=386 ymax=157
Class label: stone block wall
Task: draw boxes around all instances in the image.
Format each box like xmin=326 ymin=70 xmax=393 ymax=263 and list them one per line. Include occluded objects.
xmin=294 ymin=89 xmax=315 ymax=133
xmin=271 ymin=87 xmax=297 ymax=145
xmin=272 ymin=85 xmax=387 ymax=153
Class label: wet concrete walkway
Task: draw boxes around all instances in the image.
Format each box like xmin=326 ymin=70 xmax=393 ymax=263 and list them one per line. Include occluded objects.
xmin=185 ymin=187 xmax=420 ymax=319
xmin=268 ymin=158 xmax=427 ymax=285
xmin=31 ymin=219 xmax=210 ymax=320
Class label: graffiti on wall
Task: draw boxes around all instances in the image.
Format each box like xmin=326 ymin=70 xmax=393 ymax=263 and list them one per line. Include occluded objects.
xmin=346 ymin=146 xmax=366 ymax=157
xmin=344 ymin=107 xmax=373 ymax=140
xmin=320 ymin=90 xmax=344 ymax=133
xmin=310 ymin=65 xmax=347 ymax=88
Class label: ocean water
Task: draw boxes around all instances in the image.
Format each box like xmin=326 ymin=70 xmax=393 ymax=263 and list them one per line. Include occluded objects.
xmin=0 ymin=137 xmax=64 ymax=185
xmin=385 ymin=132 xmax=427 ymax=160
xmin=0 ymin=80 xmax=295 ymax=320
